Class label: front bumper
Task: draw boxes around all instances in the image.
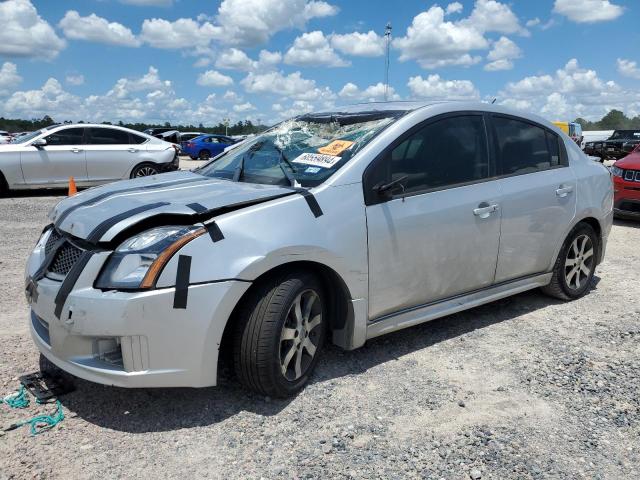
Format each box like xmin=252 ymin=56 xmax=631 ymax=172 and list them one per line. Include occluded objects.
xmin=613 ymin=176 xmax=640 ymax=219
xmin=26 ymin=248 xmax=250 ymax=388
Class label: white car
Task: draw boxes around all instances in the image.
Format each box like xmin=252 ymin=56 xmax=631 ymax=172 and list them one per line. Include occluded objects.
xmin=0 ymin=124 xmax=179 ymax=194
xmin=0 ymin=130 xmax=12 ymax=144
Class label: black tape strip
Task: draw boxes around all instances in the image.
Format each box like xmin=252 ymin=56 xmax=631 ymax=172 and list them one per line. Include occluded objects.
xmin=186 ymin=202 xmax=208 ymax=213
xmin=86 ymin=202 xmax=170 ymax=243
xmin=205 ymin=221 xmax=224 ymax=242
xmin=297 ymin=190 xmax=323 ymax=217
xmin=173 ymin=255 xmax=191 ymax=309
xmin=54 ymin=177 xmax=211 ymax=228
xmin=32 ymin=238 xmax=67 ymax=281
xmin=54 ymin=251 xmax=95 ymax=319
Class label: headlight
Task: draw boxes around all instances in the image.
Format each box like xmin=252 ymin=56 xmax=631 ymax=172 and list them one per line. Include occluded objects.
xmin=95 ymin=225 xmax=206 ymax=290
xmin=610 ymin=165 xmax=624 ymax=178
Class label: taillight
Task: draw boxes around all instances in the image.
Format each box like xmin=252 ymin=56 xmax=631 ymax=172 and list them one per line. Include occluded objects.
xmin=187 ymin=142 xmax=194 ymax=147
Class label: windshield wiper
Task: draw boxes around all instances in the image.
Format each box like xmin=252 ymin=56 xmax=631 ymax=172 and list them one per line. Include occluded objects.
xmin=273 ymin=144 xmax=299 ymax=188
xmin=233 ymin=153 xmax=245 ymax=182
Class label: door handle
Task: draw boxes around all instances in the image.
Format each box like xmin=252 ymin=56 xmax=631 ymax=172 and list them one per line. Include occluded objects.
xmin=71 ymin=148 xmax=82 ymax=153
xmin=473 ymin=203 xmax=499 ymax=219
xmin=556 ymin=185 xmax=574 ymax=197
xmin=128 ymin=148 xmax=138 ymax=153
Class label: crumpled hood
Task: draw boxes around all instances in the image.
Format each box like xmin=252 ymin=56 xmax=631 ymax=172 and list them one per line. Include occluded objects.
xmin=50 ymin=171 xmax=296 ymax=243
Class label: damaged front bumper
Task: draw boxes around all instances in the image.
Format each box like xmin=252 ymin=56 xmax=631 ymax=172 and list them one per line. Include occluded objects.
xmin=26 ymin=241 xmax=250 ymax=388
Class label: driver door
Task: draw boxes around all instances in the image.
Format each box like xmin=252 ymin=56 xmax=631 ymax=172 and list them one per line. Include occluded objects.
xmin=20 ymin=127 xmax=88 ymax=186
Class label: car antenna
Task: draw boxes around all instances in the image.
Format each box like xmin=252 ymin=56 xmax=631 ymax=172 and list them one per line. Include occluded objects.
xmin=491 ymin=98 xmax=497 ymax=104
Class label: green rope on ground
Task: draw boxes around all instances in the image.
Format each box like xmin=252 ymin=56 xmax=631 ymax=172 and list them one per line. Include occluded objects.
xmin=2 ymin=385 xmax=30 ymax=409
xmin=21 ymin=400 xmax=65 ymax=436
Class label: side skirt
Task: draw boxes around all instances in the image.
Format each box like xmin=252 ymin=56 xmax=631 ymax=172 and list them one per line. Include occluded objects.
xmin=366 ymin=272 xmax=553 ymax=340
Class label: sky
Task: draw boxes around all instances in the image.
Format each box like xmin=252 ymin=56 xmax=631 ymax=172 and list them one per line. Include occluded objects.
xmin=0 ymin=0 xmax=638 ymax=126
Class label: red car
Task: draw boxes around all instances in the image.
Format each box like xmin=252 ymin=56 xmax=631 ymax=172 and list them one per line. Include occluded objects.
xmin=611 ymin=143 xmax=640 ymax=219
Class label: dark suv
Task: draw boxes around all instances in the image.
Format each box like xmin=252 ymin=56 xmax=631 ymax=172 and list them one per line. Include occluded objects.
xmin=584 ymin=130 xmax=640 ymax=161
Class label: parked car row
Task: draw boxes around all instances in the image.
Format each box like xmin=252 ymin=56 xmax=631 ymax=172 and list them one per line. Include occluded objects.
xmin=0 ymin=124 xmax=179 ymax=194
xmin=583 ymin=129 xmax=640 ymax=161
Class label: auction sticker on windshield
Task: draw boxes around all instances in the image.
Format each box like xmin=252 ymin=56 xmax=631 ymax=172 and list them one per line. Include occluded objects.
xmin=293 ymin=152 xmax=342 ymax=169
xmin=317 ymin=140 xmax=354 ymax=156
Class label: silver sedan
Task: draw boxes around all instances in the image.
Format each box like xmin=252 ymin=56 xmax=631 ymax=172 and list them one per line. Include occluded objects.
xmin=0 ymin=124 xmax=179 ymax=194
xmin=25 ymin=101 xmax=613 ymax=397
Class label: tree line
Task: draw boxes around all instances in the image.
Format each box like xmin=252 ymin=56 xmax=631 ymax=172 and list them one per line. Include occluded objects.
xmin=0 ymin=115 xmax=268 ymax=135
xmin=575 ymin=110 xmax=640 ymax=130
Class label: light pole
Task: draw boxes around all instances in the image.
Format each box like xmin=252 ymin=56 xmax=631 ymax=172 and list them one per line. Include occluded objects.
xmin=223 ymin=117 xmax=230 ymax=136
xmin=384 ymin=22 xmax=392 ymax=102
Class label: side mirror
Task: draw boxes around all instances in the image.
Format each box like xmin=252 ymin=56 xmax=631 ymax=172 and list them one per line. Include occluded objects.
xmin=374 ymin=175 xmax=409 ymax=199
xmin=32 ymin=138 xmax=47 ymax=148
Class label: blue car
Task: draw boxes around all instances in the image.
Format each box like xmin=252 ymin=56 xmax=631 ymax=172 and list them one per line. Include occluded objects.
xmin=181 ymin=134 xmax=236 ymax=160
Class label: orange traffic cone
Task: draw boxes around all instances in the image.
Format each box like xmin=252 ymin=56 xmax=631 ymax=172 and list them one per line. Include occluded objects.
xmin=68 ymin=176 xmax=77 ymax=196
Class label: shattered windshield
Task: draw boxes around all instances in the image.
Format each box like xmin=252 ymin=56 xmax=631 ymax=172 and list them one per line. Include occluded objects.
xmin=196 ymin=111 xmax=402 ymax=187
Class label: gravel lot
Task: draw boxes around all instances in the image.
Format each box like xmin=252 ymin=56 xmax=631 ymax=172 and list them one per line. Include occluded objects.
xmin=1 ymin=173 xmax=639 ymax=479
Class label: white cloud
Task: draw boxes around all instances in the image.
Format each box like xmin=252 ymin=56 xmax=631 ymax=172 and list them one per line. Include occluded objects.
xmin=463 ymin=0 xmax=527 ymax=36
xmin=241 ymin=70 xmax=335 ymax=102
xmin=484 ymin=36 xmax=522 ymax=71
xmin=553 ymin=0 xmax=623 ymax=23
xmin=215 ymin=0 xmax=338 ymax=47
xmin=119 ymin=0 xmax=172 ymax=5
xmin=196 ymin=70 xmax=234 ymax=87
xmin=140 ymin=17 xmax=219 ymax=51
xmin=59 ymin=11 xmax=140 ymax=47
xmin=617 ymin=58 xmax=640 ymax=80
xmin=526 ymin=18 xmax=540 ymax=27
xmin=215 ymin=48 xmax=257 ymax=71
xmin=258 ymin=49 xmax=282 ymax=67
xmin=394 ymin=1 xmax=526 ymax=69
xmin=0 ymin=0 xmax=66 ymax=60
xmin=233 ymin=102 xmax=256 ymax=112
xmin=222 ymin=90 xmax=243 ymax=102
xmin=330 ymin=30 xmax=385 ymax=57
xmin=109 ymin=66 xmax=171 ymax=99
xmin=445 ymin=2 xmax=463 ymax=15
xmin=65 ymin=74 xmax=85 ymax=86
xmin=193 ymin=58 xmax=211 ymax=68
xmin=0 ymin=62 xmax=22 ymax=96
xmin=284 ymin=31 xmax=348 ymax=67
xmin=407 ymin=75 xmax=480 ymax=100
xmin=338 ymin=82 xmax=399 ymax=101
xmin=393 ymin=5 xmax=486 ymax=69
xmin=4 ymin=78 xmax=83 ymax=119
xmin=498 ymin=58 xmax=639 ymax=120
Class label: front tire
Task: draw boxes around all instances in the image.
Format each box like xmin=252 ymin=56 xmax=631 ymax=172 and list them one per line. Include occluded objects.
xmin=233 ymin=271 xmax=326 ymax=397
xmin=541 ymin=223 xmax=598 ymax=300
xmin=198 ymin=149 xmax=211 ymax=160
xmin=130 ymin=163 xmax=159 ymax=178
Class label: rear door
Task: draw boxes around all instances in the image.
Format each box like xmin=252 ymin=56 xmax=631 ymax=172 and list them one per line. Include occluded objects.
xmin=20 ymin=127 xmax=87 ymax=186
xmin=489 ymin=114 xmax=577 ymax=282
xmin=364 ymin=113 xmax=502 ymax=320
xmin=85 ymin=127 xmax=141 ymax=182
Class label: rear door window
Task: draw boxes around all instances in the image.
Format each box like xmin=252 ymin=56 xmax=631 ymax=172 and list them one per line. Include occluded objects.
xmin=87 ymin=128 xmax=131 ymax=145
xmin=130 ymin=133 xmax=147 ymax=145
xmin=493 ymin=116 xmax=564 ymax=175
xmin=44 ymin=128 xmax=85 ymax=146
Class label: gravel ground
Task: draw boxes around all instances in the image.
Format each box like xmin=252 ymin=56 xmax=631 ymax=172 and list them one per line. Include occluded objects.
xmin=1 ymin=179 xmax=639 ymax=479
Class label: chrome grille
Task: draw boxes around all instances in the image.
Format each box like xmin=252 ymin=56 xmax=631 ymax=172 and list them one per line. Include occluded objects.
xmin=49 ymin=242 xmax=83 ymax=276
xmin=44 ymin=229 xmax=62 ymax=255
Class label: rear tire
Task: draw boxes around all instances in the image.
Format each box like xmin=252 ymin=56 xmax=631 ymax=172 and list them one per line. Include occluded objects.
xmin=233 ymin=271 xmax=326 ymax=397
xmin=130 ymin=163 xmax=159 ymax=178
xmin=0 ymin=171 xmax=8 ymax=197
xmin=189 ymin=156 xmax=197 ymax=160
xmin=198 ymin=149 xmax=211 ymax=160
xmin=541 ymin=223 xmax=598 ymax=300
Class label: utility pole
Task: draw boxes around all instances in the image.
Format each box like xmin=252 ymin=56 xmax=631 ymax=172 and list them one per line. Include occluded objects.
xmin=223 ymin=117 xmax=230 ymax=136
xmin=384 ymin=22 xmax=392 ymax=102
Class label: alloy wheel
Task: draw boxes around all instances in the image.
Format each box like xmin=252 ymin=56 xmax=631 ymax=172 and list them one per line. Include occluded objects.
xmin=564 ymin=234 xmax=594 ymax=290
xmin=279 ymin=289 xmax=322 ymax=381
xmin=135 ymin=166 xmax=157 ymax=177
